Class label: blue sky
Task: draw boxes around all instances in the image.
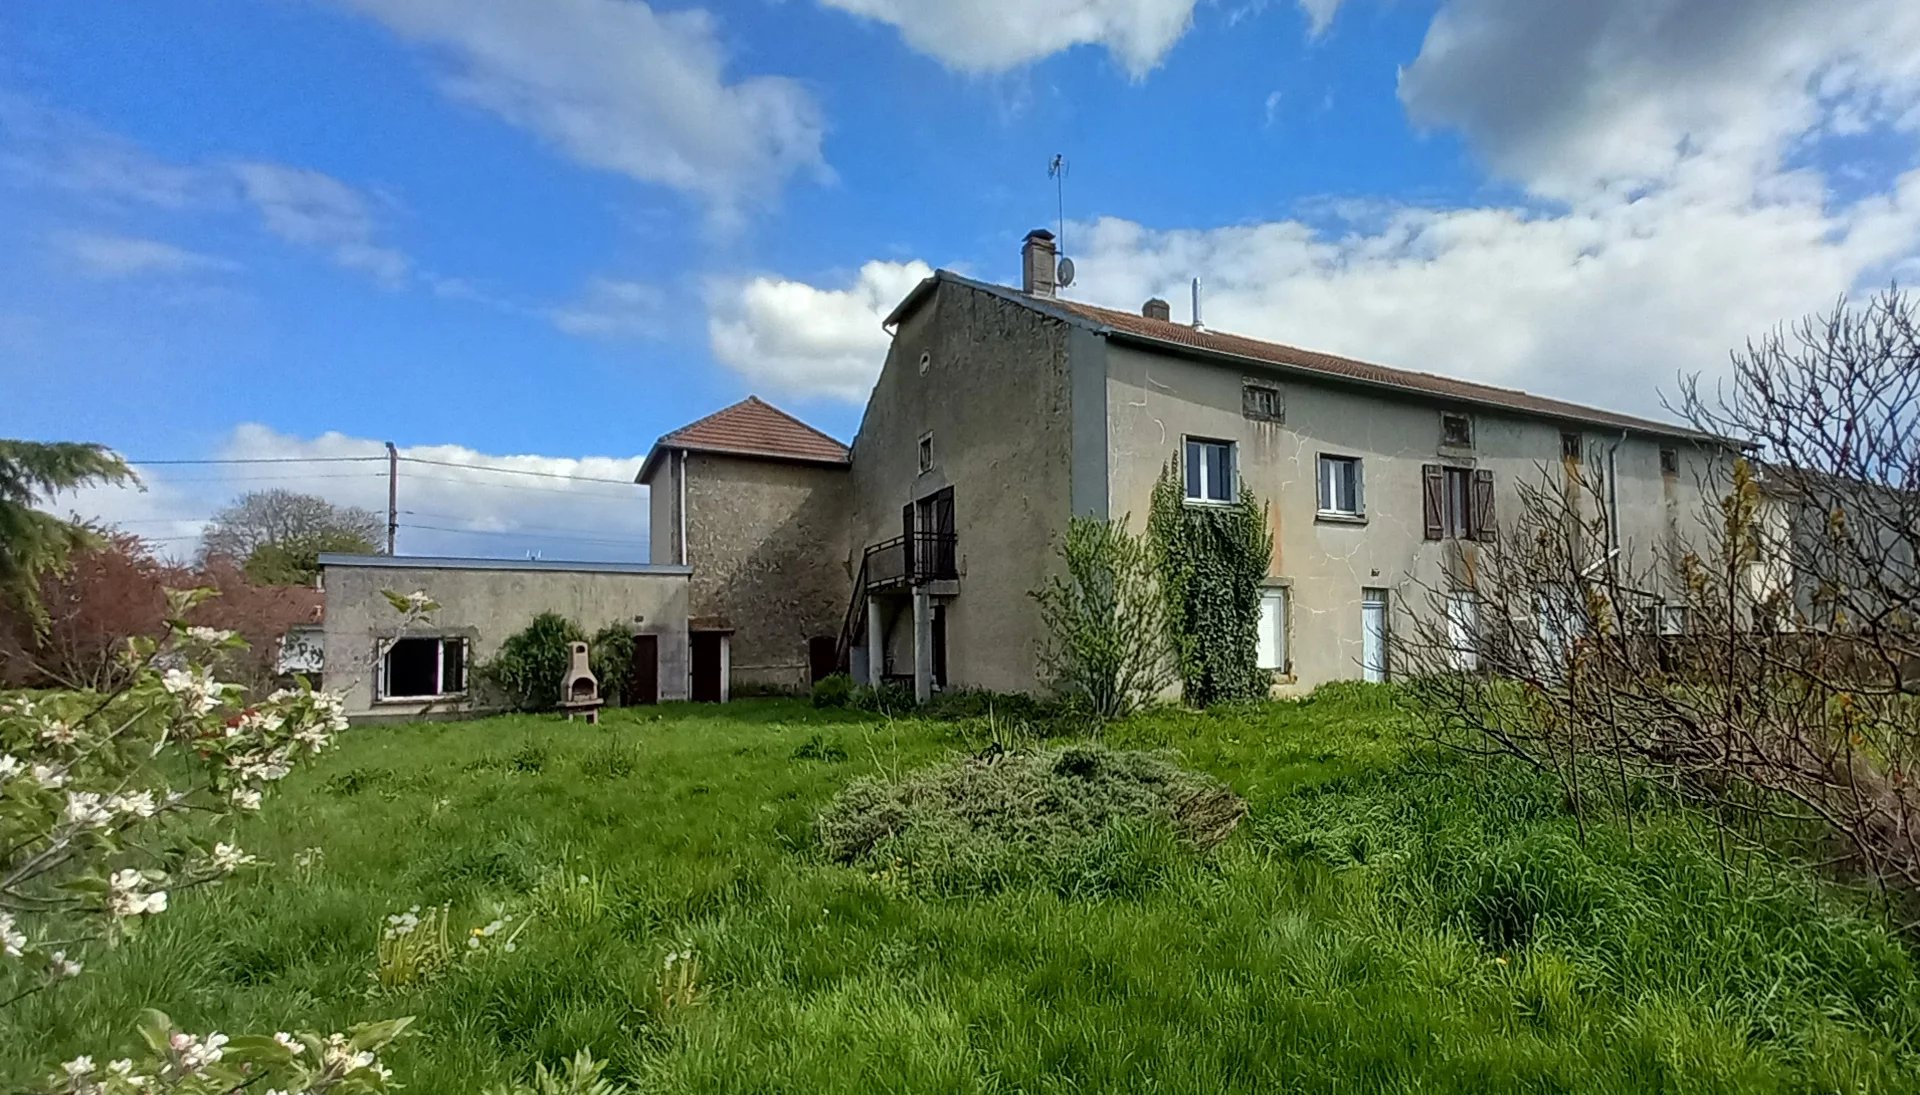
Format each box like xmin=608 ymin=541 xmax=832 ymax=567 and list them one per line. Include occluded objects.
xmin=5 ymin=0 xmax=1919 ymax=560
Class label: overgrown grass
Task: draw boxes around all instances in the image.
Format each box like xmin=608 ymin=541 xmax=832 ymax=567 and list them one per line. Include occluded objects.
xmin=6 ymin=687 xmax=1918 ymax=1092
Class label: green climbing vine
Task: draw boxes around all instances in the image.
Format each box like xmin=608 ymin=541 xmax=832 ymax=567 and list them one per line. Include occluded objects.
xmin=1147 ymin=455 xmax=1273 ymax=707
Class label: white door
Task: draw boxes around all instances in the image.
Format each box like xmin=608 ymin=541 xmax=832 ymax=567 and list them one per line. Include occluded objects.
xmin=1361 ymin=588 xmax=1389 ymax=682
xmin=1446 ymin=592 xmax=1478 ymax=671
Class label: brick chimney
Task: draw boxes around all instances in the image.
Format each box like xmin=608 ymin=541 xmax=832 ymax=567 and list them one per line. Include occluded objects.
xmin=1142 ymin=298 xmax=1171 ymax=322
xmin=1021 ymin=229 xmax=1057 ymax=297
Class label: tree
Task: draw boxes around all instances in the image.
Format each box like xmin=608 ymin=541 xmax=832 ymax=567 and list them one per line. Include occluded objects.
xmin=200 ymin=489 xmax=382 ymax=584
xmin=0 ymin=440 xmax=135 ymax=625
xmin=1400 ymin=289 xmax=1920 ymax=895
xmin=1031 ymin=516 xmax=1175 ymax=719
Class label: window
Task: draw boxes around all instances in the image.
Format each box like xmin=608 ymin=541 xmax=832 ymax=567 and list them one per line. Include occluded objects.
xmin=1425 ymin=464 xmax=1496 ymax=540
xmin=1444 ymin=467 xmax=1472 ymax=537
xmin=1317 ymin=455 xmax=1363 ymax=517
xmin=1243 ymin=383 xmax=1284 ymax=422
xmin=1660 ymin=446 xmax=1679 ymax=475
xmin=1441 ymin=412 xmax=1473 ymax=448
xmin=1446 ymin=591 xmax=1479 ymax=672
xmin=380 ymin=637 xmax=466 ymax=699
xmin=1184 ymin=438 xmax=1235 ymax=503
xmin=1561 ymin=431 xmax=1582 ymax=461
xmin=1257 ymin=587 xmax=1289 ymax=672
xmin=917 ymin=432 xmax=934 ymax=474
xmin=918 ymin=350 xmax=931 ymax=376
xmin=1657 ymin=604 xmax=1688 ymax=636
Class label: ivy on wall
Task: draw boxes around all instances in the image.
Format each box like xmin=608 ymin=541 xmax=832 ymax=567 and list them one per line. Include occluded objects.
xmin=1147 ymin=456 xmax=1273 ymax=707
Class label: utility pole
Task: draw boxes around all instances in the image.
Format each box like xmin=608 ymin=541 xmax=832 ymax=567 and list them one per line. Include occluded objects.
xmin=385 ymin=441 xmax=398 ymax=555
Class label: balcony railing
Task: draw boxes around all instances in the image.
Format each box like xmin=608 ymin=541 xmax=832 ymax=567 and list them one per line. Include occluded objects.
xmin=863 ymin=531 xmax=959 ymax=590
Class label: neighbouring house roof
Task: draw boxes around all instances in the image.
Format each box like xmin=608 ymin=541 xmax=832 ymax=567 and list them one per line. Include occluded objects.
xmin=886 ymin=270 xmax=1721 ymax=443
xmin=316 ymin=553 xmax=691 ymax=576
xmin=637 ymin=396 xmax=851 ymax=484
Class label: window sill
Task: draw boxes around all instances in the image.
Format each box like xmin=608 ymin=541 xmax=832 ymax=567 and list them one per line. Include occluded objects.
xmin=1182 ymin=497 xmax=1239 ymax=508
xmin=1315 ymin=511 xmax=1367 ymax=525
xmin=374 ymin=694 xmax=468 ymax=706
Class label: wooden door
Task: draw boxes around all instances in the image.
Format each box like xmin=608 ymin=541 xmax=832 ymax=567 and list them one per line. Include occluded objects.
xmin=690 ymin=632 xmax=724 ymax=702
xmin=625 ymin=634 xmax=659 ymax=705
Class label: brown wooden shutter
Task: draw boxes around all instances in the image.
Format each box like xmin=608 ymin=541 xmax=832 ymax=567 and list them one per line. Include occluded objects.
xmin=1473 ymin=468 xmax=1497 ymax=540
xmin=1422 ymin=464 xmax=1444 ymax=540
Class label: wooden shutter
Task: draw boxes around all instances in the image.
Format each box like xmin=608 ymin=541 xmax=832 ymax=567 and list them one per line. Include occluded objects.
xmin=1472 ymin=469 xmax=1497 ymax=540
xmin=1422 ymin=464 xmax=1444 ymax=540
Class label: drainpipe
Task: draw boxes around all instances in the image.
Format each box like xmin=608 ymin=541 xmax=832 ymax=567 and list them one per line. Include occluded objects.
xmin=678 ymin=449 xmax=689 ymax=567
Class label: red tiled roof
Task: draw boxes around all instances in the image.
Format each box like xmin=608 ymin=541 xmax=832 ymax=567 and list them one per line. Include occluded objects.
xmin=638 ymin=397 xmax=849 ymax=483
xmin=1053 ymin=297 xmax=1709 ymax=439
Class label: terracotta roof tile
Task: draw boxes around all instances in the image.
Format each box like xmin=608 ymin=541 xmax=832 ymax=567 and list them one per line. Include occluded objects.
xmin=1050 ymin=297 xmax=1710 ymax=440
xmin=641 ymin=397 xmax=848 ymax=482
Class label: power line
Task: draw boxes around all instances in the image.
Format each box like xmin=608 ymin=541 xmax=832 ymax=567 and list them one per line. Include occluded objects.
xmin=398 ymin=456 xmax=641 ymax=485
xmin=126 ymin=456 xmax=386 ymax=466
xmin=400 ymin=473 xmax=640 ymax=499
xmin=138 ymin=472 xmax=391 ymax=484
xmin=401 ymin=510 xmax=647 ymax=538
xmin=401 ymin=522 xmax=648 ymax=547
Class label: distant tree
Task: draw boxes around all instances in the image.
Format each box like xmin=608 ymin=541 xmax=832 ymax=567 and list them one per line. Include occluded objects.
xmin=201 ymin=488 xmax=382 ymax=584
xmin=0 ymin=530 xmax=179 ymax=690
xmin=0 ymin=439 xmax=136 ymax=626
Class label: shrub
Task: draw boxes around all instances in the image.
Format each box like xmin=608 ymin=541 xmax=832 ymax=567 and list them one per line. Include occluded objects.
xmin=479 ymin=613 xmax=587 ymax=711
xmin=816 ymin=742 xmax=1245 ymax=897
xmin=918 ymin=687 xmax=1057 ymax=723
xmin=1030 ymin=516 xmax=1174 ymax=719
xmin=588 ymin=625 xmax=634 ymax=706
xmin=811 ymin=672 xmax=853 ymax=708
xmin=510 ymin=740 xmax=550 ymax=773
xmin=791 ymin=732 xmax=848 ymax=762
xmin=578 ymin=741 xmax=637 ymax=780
xmin=850 ymin=680 xmax=915 ymax=714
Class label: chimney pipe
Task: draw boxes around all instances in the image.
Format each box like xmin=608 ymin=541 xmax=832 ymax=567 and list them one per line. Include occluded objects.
xmin=1022 ymin=229 xmax=1057 ymax=297
xmin=1191 ymin=277 xmax=1204 ymax=330
xmin=1142 ymin=298 xmax=1171 ymax=322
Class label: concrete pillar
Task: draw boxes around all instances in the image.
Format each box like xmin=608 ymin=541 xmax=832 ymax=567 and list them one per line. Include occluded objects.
xmin=912 ymin=587 xmax=933 ymax=703
xmin=865 ymin=598 xmax=884 ymax=686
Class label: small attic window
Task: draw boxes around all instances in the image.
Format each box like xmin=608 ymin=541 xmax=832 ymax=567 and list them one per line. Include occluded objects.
xmin=1441 ymin=412 xmax=1473 ymax=448
xmin=1561 ymin=431 xmax=1582 ymax=461
xmin=1242 ymin=383 xmax=1283 ymax=422
xmin=918 ymin=350 xmax=931 ymax=376
xmin=1660 ymin=447 xmax=1679 ymax=475
xmin=917 ymin=432 xmax=934 ymax=474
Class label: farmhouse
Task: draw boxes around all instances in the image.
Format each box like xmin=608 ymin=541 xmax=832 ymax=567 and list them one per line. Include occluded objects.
xmin=323 ymin=229 xmax=1731 ymax=719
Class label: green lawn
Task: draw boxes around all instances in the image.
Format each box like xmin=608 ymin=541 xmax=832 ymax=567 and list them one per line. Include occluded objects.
xmin=8 ymin=688 xmax=1919 ymax=1092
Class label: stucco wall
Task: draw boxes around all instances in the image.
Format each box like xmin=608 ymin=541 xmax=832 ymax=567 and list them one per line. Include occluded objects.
xmin=682 ymin=453 xmax=850 ymax=692
xmin=321 ymin=561 xmax=690 ymax=720
xmin=1103 ymin=340 xmax=1727 ymax=692
xmin=647 ymin=456 xmax=680 ymax=567
xmin=848 ymin=282 xmax=1075 ymax=692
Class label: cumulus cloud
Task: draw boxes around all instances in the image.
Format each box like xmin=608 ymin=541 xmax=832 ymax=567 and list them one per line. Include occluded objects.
xmin=816 ymin=0 xmax=1198 ymax=77
xmin=51 ymin=425 xmax=653 ymax=564
xmin=230 ymin=163 xmax=412 ymax=289
xmin=336 ymin=0 xmax=825 ymax=218
xmin=54 ymin=232 xmax=239 ymax=279
xmin=1399 ymin=0 xmax=1920 ymax=199
xmin=706 ymin=260 xmax=933 ymax=402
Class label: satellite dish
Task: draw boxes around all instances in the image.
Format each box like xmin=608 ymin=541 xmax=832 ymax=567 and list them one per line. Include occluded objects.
xmin=1056 ymin=256 xmax=1076 ymax=288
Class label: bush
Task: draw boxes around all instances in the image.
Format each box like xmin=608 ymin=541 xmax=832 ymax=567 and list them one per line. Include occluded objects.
xmin=918 ymin=687 xmax=1057 ymax=723
xmin=588 ymin=625 xmax=634 ymax=706
xmin=816 ymin=743 xmax=1245 ymax=897
xmin=478 ymin=613 xmax=586 ymax=711
xmin=1030 ymin=515 xmax=1174 ymax=718
xmin=850 ymin=680 xmax=915 ymax=714
xmin=811 ymin=672 xmax=853 ymax=708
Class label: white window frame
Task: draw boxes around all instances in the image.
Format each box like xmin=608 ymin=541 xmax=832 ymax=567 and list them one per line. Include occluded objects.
xmin=1257 ymin=586 xmax=1289 ymax=673
xmin=377 ymin=636 xmax=468 ymax=701
xmin=1318 ymin=454 xmax=1365 ymax=518
xmin=1184 ymin=437 xmax=1236 ymax=504
xmin=917 ymin=432 xmax=934 ymax=475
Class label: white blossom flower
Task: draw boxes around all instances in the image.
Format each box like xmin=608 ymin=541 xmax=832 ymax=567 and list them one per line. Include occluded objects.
xmin=160 ymin=666 xmax=226 ymax=716
xmin=1 ymin=911 xmax=25 ymax=958
xmin=49 ymin=950 xmax=82 ymax=979
xmin=0 ymin=695 xmax=35 ymax=716
xmin=405 ymin=590 xmax=432 ymax=610
xmin=273 ymin=1031 xmax=305 ymax=1056
xmin=184 ymin=626 xmax=235 ymax=644
xmin=0 ymin=754 xmax=21 ymax=783
xmin=292 ymin=724 xmax=331 ymax=753
xmin=108 ymin=869 xmax=168 ymax=918
xmin=62 ymin=1055 xmax=94 ymax=1078
xmin=64 ymin=791 xmax=114 ymax=830
xmin=209 ymin=842 xmax=255 ymax=873
xmin=321 ymin=1032 xmax=377 ymax=1072
xmin=230 ymin=788 xmax=263 ymax=811
xmin=170 ymin=1031 xmax=227 ymax=1071
xmin=106 ymin=1059 xmax=139 ymax=1078
xmin=30 ymin=763 xmax=68 ymax=789
xmin=108 ymin=790 xmax=158 ymax=819
xmin=39 ymin=719 xmax=78 ymax=747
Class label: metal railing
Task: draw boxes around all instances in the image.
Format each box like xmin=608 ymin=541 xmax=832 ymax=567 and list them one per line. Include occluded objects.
xmin=833 ymin=532 xmax=959 ymax=671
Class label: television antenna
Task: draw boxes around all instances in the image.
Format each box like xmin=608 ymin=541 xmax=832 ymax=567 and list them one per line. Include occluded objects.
xmin=1048 ymin=154 xmax=1075 ymax=288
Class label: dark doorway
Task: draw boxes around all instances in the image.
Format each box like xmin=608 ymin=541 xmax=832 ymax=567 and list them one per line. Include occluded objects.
xmin=921 ymin=487 xmax=956 ymax=578
xmin=690 ymin=631 xmax=724 ymax=702
xmin=625 ymin=633 xmax=659 ymax=705
xmin=808 ymin=636 xmax=838 ymax=683
xmin=900 ymin=501 xmax=916 ymax=577
xmin=931 ymin=605 xmax=947 ymax=690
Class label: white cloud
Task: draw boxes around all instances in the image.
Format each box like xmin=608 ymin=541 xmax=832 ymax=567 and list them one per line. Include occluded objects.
xmin=336 ymin=0 xmax=825 ymax=218
xmin=52 ymin=425 xmax=652 ymax=564
xmin=1398 ymin=0 xmax=1920 ymax=200
xmin=0 ymin=94 xmax=213 ymax=209
xmin=547 ymin=278 xmax=664 ymax=339
xmin=55 ymin=232 xmax=239 ymax=279
xmin=1297 ymin=0 xmax=1343 ymax=38
xmin=707 ymin=260 xmax=933 ymax=402
xmin=816 ymin=0 xmax=1198 ymax=77
xmin=230 ymin=163 xmax=411 ymax=289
